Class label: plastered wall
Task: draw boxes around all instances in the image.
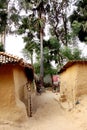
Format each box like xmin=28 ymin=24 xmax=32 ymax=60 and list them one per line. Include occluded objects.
xmin=0 ymin=64 xmax=29 ymax=121
xmin=0 ymin=64 xmax=15 ymax=108
xmin=76 ymin=63 xmax=87 ymax=96
xmin=60 ymin=62 xmax=87 ymax=108
xmin=13 ymin=65 xmax=28 ymax=117
xmin=0 ymin=64 xmax=16 ymax=120
xmin=13 ymin=65 xmax=27 ymax=100
xmin=60 ymin=64 xmax=78 ymax=104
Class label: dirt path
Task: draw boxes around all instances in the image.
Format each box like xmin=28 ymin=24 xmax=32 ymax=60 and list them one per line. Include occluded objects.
xmin=0 ymin=90 xmax=82 ymax=130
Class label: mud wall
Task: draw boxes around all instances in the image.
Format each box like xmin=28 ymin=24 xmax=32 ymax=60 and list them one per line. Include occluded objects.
xmin=76 ymin=63 xmax=87 ymax=96
xmin=13 ymin=65 xmax=28 ymax=119
xmin=0 ymin=64 xmax=31 ymax=121
xmin=0 ymin=64 xmax=16 ymax=120
xmin=60 ymin=64 xmax=78 ymax=104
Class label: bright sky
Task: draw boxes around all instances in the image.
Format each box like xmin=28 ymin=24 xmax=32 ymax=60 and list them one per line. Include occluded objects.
xmin=78 ymin=42 xmax=87 ymax=57
xmin=5 ymin=24 xmax=50 ymax=59
xmin=5 ymin=34 xmax=87 ymax=60
xmin=5 ymin=35 xmax=25 ymax=58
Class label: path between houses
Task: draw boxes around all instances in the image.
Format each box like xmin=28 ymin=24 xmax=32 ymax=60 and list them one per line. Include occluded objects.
xmin=0 ymin=90 xmax=82 ymax=130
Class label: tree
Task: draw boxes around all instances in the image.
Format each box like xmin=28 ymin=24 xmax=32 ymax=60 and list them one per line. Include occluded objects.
xmin=35 ymin=1 xmax=46 ymax=86
xmin=43 ymin=37 xmax=62 ymax=65
xmin=0 ymin=0 xmax=22 ymax=48
xmin=48 ymin=0 xmax=70 ymax=46
xmin=22 ymin=39 xmax=38 ymax=65
xmin=18 ymin=0 xmax=50 ymax=87
xmin=70 ymin=0 xmax=87 ymax=42
xmin=17 ymin=0 xmax=77 ymax=83
xmin=61 ymin=46 xmax=82 ymax=61
xmin=0 ymin=43 xmax=5 ymax=52
xmin=2 ymin=0 xmax=85 ymax=83
xmin=34 ymin=57 xmax=58 ymax=87
xmin=0 ymin=0 xmax=8 ymax=47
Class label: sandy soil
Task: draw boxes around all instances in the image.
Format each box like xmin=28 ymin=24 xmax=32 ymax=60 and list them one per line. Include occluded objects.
xmin=0 ymin=90 xmax=86 ymax=130
xmin=67 ymin=94 xmax=87 ymax=130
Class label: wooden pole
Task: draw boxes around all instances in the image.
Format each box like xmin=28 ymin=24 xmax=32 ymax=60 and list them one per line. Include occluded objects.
xmin=27 ymin=83 xmax=32 ymax=117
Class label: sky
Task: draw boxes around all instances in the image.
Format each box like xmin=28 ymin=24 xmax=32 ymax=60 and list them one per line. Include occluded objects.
xmin=5 ymin=34 xmax=87 ymax=63
xmin=78 ymin=42 xmax=87 ymax=57
xmin=5 ymin=23 xmax=50 ymax=60
xmin=5 ymin=34 xmax=87 ymax=57
xmin=5 ymin=35 xmax=25 ymax=58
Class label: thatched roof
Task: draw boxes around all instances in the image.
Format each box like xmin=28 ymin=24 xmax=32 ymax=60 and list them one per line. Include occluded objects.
xmin=0 ymin=52 xmax=34 ymax=81
xmin=58 ymin=60 xmax=87 ymax=74
xmin=0 ymin=52 xmax=32 ymax=68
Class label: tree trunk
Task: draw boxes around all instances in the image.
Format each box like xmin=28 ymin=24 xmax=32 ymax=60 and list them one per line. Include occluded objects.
xmin=38 ymin=0 xmax=45 ymax=87
xmin=50 ymin=74 xmax=53 ymax=86
xmin=30 ymin=51 xmax=33 ymax=65
xmin=40 ymin=28 xmax=44 ymax=87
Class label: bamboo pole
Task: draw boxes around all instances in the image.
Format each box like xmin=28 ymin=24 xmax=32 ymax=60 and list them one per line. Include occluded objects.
xmin=27 ymin=83 xmax=32 ymax=117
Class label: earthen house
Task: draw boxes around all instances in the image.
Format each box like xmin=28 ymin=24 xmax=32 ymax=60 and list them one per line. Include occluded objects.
xmin=59 ymin=61 xmax=87 ymax=108
xmin=0 ymin=52 xmax=34 ymax=121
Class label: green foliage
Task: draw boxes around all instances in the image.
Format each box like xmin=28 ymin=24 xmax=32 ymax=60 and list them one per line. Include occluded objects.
xmin=0 ymin=11 xmax=7 ymax=33
xmin=24 ymin=37 xmax=59 ymax=76
xmin=0 ymin=43 xmax=5 ymax=52
xmin=61 ymin=46 xmax=82 ymax=60
xmin=44 ymin=62 xmax=57 ymax=76
xmin=0 ymin=0 xmax=7 ymax=9
xmin=24 ymin=40 xmax=37 ymax=51
xmin=34 ymin=18 xmax=45 ymax=31
xmin=71 ymin=21 xmax=81 ymax=35
xmin=73 ymin=48 xmax=82 ymax=60
xmin=18 ymin=17 xmax=29 ymax=34
xmin=18 ymin=0 xmax=49 ymax=38
xmin=10 ymin=13 xmax=20 ymax=25
xmin=34 ymin=62 xmax=40 ymax=74
xmin=70 ymin=0 xmax=87 ymax=42
xmin=48 ymin=0 xmax=69 ymax=46
xmin=43 ymin=37 xmax=61 ymax=64
xmin=0 ymin=0 xmax=22 ymax=35
xmin=34 ymin=61 xmax=57 ymax=77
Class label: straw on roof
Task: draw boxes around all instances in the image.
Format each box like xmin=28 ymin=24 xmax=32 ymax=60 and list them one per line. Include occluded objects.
xmin=0 ymin=52 xmax=33 ymax=69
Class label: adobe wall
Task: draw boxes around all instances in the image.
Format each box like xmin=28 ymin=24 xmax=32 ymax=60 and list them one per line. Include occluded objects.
xmin=0 ymin=64 xmax=16 ymax=120
xmin=13 ymin=66 xmax=27 ymax=99
xmin=0 ymin=64 xmax=31 ymax=122
xmin=13 ymin=65 xmax=29 ymax=120
xmin=60 ymin=64 xmax=78 ymax=106
xmin=76 ymin=63 xmax=87 ymax=96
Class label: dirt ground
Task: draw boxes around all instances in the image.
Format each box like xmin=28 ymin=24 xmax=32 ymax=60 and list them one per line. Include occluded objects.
xmin=0 ymin=90 xmax=87 ymax=130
